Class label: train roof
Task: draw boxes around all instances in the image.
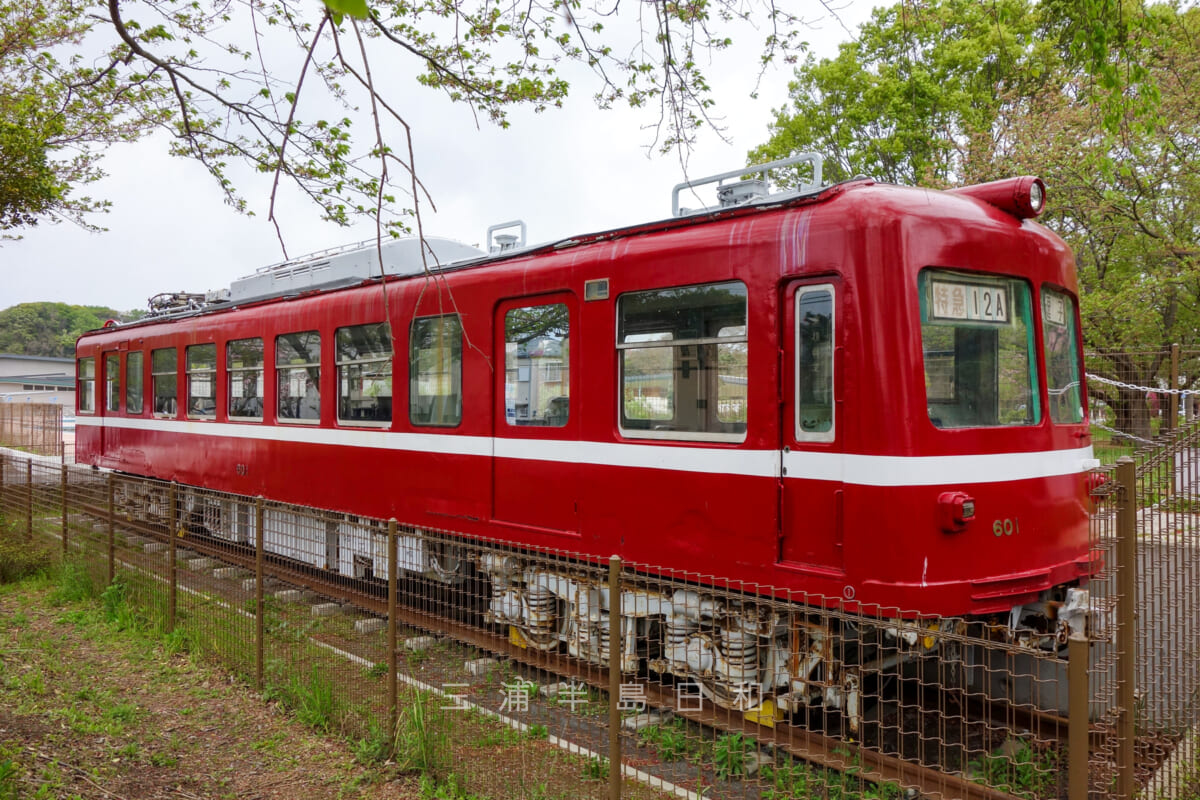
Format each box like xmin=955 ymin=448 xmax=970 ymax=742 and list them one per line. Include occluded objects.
xmin=84 ymin=154 xmax=1050 ymax=336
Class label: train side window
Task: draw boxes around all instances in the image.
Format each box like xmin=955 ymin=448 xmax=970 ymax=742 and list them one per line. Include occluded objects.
xmin=796 ymin=286 xmax=834 ymax=441
xmin=1042 ymin=288 xmax=1084 ymax=424
xmin=228 ymin=338 xmax=264 ymax=421
xmin=105 ymin=354 xmax=121 ymax=412
xmin=125 ymin=352 xmax=143 ymax=414
xmin=410 ymin=315 xmax=462 ymax=427
xmin=77 ymin=358 xmax=95 ymax=414
xmin=336 ymin=323 xmax=392 ymax=426
xmin=151 ymin=348 xmax=178 ymax=417
xmin=186 ymin=344 xmax=217 ymax=419
xmin=504 ymin=304 xmax=569 ymax=427
xmin=617 ymin=280 xmax=748 ymax=442
xmin=276 ymin=331 xmax=321 ymax=423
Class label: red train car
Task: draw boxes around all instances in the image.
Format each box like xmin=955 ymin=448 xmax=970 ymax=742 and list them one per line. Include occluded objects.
xmin=75 ymin=155 xmax=1095 ymax=719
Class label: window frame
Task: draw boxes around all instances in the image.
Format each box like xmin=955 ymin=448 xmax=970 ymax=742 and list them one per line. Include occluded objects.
xmin=151 ymin=347 xmax=178 ymax=418
xmin=1041 ymin=285 xmax=1085 ymax=425
xmin=275 ymin=331 xmax=322 ymax=424
xmin=186 ymin=343 xmax=217 ymax=420
xmin=616 ymin=280 xmax=748 ymax=443
xmin=794 ymin=283 xmax=836 ymax=443
xmin=77 ymin=357 xmax=95 ymax=415
xmin=105 ymin=353 xmax=121 ymax=413
xmin=503 ymin=302 xmax=571 ymax=429
xmin=125 ymin=351 xmax=144 ymax=415
xmin=227 ymin=338 xmax=265 ymax=422
xmin=336 ymin=323 xmax=393 ymax=428
xmin=409 ymin=314 xmax=463 ymax=428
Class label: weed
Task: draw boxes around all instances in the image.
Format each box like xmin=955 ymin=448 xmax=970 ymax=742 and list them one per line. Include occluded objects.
xmin=0 ymin=758 xmax=18 ymax=800
xmin=115 ymin=743 xmax=140 ymax=759
xmin=396 ymin=692 xmax=449 ymax=778
xmin=526 ymin=723 xmax=549 ymax=740
xmin=149 ymin=752 xmax=178 ymax=768
xmin=367 ymin=661 xmax=388 ymax=679
xmin=638 ymin=717 xmax=691 ymax=762
xmin=969 ymin=740 xmax=1056 ymax=799
xmin=49 ymin=561 xmax=97 ymax=605
xmin=353 ymin=717 xmax=393 ymax=765
xmin=287 ymin=666 xmax=340 ymax=733
xmin=0 ymin=536 xmax=51 ymax=584
xmin=476 ymin=726 xmax=521 ymax=747
xmin=582 ymin=755 xmax=608 ymax=781
xmin=418 ymin=772 xmax=479 ymax=799
xmin=713 ymin=732 xmax=752 ymax=780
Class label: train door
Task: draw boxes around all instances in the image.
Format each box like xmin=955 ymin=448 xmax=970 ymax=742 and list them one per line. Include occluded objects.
xmin=100 ymin=350 xmax=121 ymax=457
xmin=492 ymin=294 xmax=580 ymax=534
xmin=778 ymin=279 xmax=844 ymax=572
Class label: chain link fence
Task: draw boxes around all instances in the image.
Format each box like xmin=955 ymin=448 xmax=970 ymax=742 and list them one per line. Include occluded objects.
xmin=3 ymin=448 xmax=1198 ymax=798
xmin=0 ymin=402 xmax=63 ymax=459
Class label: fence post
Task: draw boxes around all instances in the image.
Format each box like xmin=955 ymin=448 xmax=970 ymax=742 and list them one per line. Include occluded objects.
xmin=107 ymin=474 xmax=115 ymax=585
xmin=60 ymin=464 xmax=68 ymax=558
xmin=256 ymin=496 xmax=265 ymax=692
xmin=1115 ymin=456 xmax=1137 ymax=799
xmin=388 ymin=519 xmax=398 ymax=739
xmin=168 ymin=482 xmax=177 ymax=633
xmin=1169 ymin=344 xmax=1180 ymax=431
xmin=0 ymin=453 xmax=5 ymax=514
xmin=608 ymin=555 xmax=622 ymax=800
xmin=1068 ymin=632 xmax=1089 ymax=800
xmin=26 ymin=458 xmax=33 ymax=539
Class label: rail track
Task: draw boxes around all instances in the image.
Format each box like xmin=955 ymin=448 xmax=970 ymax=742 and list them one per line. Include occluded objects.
xmin=71 ymin=495 xmax=1066 ymax=800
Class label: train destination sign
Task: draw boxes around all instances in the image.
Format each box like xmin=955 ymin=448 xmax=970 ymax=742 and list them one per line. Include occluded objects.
xmin=929 ymin=279 xmax=1009 ymax=323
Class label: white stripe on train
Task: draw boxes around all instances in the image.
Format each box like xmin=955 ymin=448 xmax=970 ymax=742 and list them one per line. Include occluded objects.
xmin=75 ymin=416 xmax=1095 ymax=486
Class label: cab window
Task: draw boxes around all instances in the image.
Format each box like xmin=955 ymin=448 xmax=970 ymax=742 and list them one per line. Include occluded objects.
xmin=920 ymin=270 xmax=1040 ymax=428
xmin=1042 ymin=287 xmax=1084 ymax=424
xmin=77 ymin=358 xmax=95 ymax=414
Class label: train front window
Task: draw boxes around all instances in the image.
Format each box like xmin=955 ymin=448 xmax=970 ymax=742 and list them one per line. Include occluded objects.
xmin=1042 ymin=288 xmax=1084 ymax=424
xmin=105 ymin=354 xmax=120 ymax=412
xmin=186 ymin=344 xmax=217 ymax=419
xmin=228 ymin=338 xmax=264 ymax=421
xmin=337 ymin=323 xmax=392 ymax=425
xmin=151 ymin=348 xmax=177 ymax=417
xmin=77 ymin=358 xmax=95 ymax=414
xmin=617 ymin=280 xmax=748 ymax=442
xmin=125 ymin=352 xmax=143 ymax=414
xmin=276 ymin=331 xmax=321 ymax=423
xmin=920 ymin=270 xmax=1039 ymax=429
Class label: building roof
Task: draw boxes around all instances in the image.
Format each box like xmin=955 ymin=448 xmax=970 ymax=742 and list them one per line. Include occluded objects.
xmin=0 ymin=373 xmax=75 ymax=388
xmin=0 ymin=353 xmax=74 ymax=364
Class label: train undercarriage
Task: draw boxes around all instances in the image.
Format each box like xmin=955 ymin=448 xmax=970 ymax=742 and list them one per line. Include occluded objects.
xmin=117 ymin=481 xmax=1093 ymax=729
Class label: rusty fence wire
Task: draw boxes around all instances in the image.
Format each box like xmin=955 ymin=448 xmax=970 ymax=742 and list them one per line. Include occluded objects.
xmin=4 ymin=449 xmax=1197 ymax=799
xmin=0 ymin=403 xmax=63 ymax=459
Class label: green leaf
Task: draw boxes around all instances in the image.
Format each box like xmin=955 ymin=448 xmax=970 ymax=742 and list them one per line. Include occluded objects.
xmin=322 ymin=0 xmax=369 ymax=21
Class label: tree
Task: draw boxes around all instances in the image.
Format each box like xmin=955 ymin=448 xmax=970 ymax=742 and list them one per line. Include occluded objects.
xmin=0 ymin=302 xmax=134 ymax=357
xmin=749 ymin=0 xmax=1200 ymax=439
xmin=0 ymin=0 xmax=806 ymax=243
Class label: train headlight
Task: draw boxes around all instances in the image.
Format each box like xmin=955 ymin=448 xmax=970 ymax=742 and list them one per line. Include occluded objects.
xmin=938 ymin=491 xmax=976 ymax=533
xmin=1028 ymin=180 xmax=1045 ymax=215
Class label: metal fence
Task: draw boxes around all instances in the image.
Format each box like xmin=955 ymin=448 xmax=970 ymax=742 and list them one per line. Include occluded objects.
xmin=0 ymin=402 xmax=63 ymax=458
xmin=1 ymin=447 xmax=1196 ymax=799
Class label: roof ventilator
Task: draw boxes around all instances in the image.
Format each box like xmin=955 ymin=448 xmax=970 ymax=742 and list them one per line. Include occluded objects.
xmin=487 ymin=220 xmax=527 ymax=254
xmin=672 ymin=152 xmax=824 ymax=217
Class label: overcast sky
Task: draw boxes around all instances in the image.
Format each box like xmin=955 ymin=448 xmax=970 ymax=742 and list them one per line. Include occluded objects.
xmin=2 ymin=2 xmax=871 ymax=314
